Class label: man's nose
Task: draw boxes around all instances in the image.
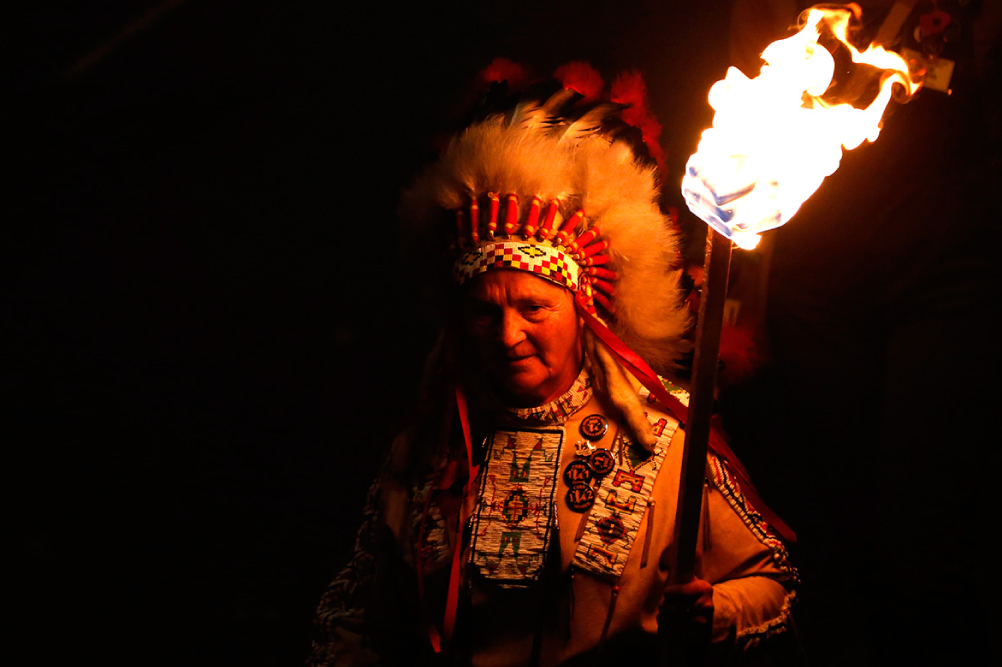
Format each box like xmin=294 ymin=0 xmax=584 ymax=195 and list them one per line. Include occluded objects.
xmin=499 ymin=309 xmax=527 ymax=348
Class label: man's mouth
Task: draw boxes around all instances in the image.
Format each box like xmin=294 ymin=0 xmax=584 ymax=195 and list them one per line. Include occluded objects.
xmin=505 ymin=354 xmax=535 ymax=364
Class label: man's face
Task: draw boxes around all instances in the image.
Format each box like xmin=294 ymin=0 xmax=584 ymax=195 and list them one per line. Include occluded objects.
xmin=463 ymin=270 xmax=583 ymax=407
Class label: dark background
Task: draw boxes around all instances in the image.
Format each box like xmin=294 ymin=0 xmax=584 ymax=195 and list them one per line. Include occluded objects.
xmin=7 ymin=2 xmax=732 ymax=664
xmin=7 ymin=1 xmax=999 ymax=665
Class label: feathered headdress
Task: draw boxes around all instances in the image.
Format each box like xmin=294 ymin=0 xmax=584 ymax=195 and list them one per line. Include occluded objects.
xmin=400 ymin=60 xmax=691 ymax=447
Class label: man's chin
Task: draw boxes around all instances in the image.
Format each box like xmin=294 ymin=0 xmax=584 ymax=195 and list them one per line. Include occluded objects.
xmin=495 ymin=373 xmax=549 ymax=407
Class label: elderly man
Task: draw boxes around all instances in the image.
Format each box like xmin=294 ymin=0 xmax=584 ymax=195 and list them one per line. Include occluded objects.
xmin=308 ymin=62 xmax=796 ymax=666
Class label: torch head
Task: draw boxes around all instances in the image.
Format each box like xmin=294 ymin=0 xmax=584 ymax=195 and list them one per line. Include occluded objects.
xmin=681 ymin=5 xmax=921 ymax=250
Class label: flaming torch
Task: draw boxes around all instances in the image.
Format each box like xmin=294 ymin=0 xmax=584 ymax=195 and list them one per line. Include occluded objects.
xmin=667 ymin=2 xmax=921 ymax=597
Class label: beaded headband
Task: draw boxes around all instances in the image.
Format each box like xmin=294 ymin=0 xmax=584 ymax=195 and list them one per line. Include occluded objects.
xmin=452 ymin=192 xmax=615 ymax=314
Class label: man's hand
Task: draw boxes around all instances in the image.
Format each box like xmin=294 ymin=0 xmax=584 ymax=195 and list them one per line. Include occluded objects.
xmin=659 ymin=577 xmax=714 ymax=634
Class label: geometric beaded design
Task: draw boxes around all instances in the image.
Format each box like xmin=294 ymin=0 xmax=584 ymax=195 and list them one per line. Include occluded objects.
xmin=455 ymin=241 xmax=581 ymax=293
xmin=571 ymin=413 xmax=678 ymax=581
xmin=450 ymin=193 xmax=616 ymax=314
xmin=468 ymin=428 xmax=565 ymax=588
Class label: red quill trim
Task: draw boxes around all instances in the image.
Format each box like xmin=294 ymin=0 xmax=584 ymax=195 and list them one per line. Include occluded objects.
xmin=523 ymin=197 xmax=541 ymax=238
xmin=580 ymin=254 xmax=610 ymax=267
xmin=570 ymin=227 xmax=600 ymax=252
xmin=487 ymin=193 xmax=499 ymax=233
xmin=592 ymin=279 xmax=615 ymax=297
xmin=504 ymin=194 xmax=519 ymax=234
xmin=470 ymin=199 xmax=480 ymax=245
xmin=594 ymin=292 xmax=614 ymax=313
xmin=585 ymin=266 xmax=617 ymax=281
xmin=539 ymin=200 xmax=560 ymax=240
xmin=579 ymin=239 xmax=609 ymax=259
xmin=556 ymin=210 xmax=584 ymax=244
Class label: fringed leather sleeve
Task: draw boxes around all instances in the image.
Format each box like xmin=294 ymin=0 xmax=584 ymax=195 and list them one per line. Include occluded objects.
xmin=700 ymin=451 xmax=799 ymax=654
xmin=306 ymin=481 xmax=384 ymax=667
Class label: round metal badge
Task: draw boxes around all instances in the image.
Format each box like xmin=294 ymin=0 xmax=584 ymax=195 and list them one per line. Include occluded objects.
xmin=565 ymin=482 xmax=596 ymax=512
xmin=588 ymin=448 xmax=616 ymax=476
xmin=579 ymin=414 xmax=609 ymax=441
xmin=563 ymin=459 xmax=592 ymax=486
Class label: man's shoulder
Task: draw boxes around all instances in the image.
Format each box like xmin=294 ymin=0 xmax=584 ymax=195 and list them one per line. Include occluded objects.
xmin=636 ymin=375 xmax=690 ymax=419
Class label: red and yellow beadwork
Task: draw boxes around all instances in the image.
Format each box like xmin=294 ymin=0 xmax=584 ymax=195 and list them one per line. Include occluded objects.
xmin=453 ymin=193 xmax=616 ymax=314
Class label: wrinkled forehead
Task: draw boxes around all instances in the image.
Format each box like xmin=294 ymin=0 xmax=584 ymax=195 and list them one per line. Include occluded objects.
xmin=463 ymin=268 xmax=574 ymax=306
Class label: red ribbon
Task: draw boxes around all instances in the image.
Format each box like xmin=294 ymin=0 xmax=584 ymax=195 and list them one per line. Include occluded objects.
xmin=440 ymin=385 xmax=480 ymax=646
xmin=575 ymin=298 xmax=796 ymax=544
xmin=418 ymin=386 xmax=479 ymax=654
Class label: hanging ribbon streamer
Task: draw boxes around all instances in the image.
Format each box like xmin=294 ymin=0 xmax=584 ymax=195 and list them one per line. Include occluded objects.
xmin=440 ymin=385 xmax=480 ymax=647
xmin=575 ymin=298 xmax=795 ymax=544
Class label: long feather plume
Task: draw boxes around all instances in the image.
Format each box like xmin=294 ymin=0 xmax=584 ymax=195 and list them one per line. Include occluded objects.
xmin=557 ymin=103 xmax=621 ymax=142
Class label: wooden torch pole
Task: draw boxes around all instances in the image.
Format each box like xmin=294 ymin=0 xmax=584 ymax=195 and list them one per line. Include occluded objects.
xmin=667 ymin=227 xmax=733 ymax=583
xmin=658 ymin=227 xmax=733 ymax=664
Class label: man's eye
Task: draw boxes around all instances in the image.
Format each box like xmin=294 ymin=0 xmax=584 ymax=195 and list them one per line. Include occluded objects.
xmin=522 ymin=304 xmax=546 ymax=318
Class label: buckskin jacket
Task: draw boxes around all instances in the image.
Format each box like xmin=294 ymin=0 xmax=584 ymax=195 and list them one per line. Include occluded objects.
xmin=308 ymin=371 xmax=797 ymax=666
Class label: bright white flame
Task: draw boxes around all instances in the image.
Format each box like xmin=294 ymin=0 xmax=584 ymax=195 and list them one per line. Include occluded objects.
xmin=682 ymin=6 xmax=921 ymax=250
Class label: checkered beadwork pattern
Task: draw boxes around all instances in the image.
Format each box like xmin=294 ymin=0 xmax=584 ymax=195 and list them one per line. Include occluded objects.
xmin=454 ymin=241 xmax=581 ymax=293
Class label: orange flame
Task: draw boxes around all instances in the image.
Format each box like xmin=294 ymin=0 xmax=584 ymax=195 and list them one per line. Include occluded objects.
xmin=682 ymin=5 xmax=921 ymax=250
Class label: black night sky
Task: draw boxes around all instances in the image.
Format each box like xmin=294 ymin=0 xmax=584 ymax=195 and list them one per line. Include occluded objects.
xmin=7 ymin=2 xmax=1000 ymax=665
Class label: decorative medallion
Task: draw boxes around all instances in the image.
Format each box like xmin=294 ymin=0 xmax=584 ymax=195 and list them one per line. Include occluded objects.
xmin=563 ymin=459 xmax=592 ymax=486
xmin=566 ymin=482 xmax=596 ymax=512
xmin=588 ymin=449 xmax=616 ymax=476
xmin=579 ymin=414 xmax=609 ymax=441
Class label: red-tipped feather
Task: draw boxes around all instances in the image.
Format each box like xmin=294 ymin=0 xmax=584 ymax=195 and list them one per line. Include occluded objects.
xmin=718 ymin=324 xmax=763 ymax=387
xmin=555 ymin=210 xmax=584 ymax=245
xmin=610 ymin=70 xmax=667 ymax=176
xmin=555 ymin=61 xmax=604 ymax=102
xmin=481 ymin=58 xmax=527 ymax=87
